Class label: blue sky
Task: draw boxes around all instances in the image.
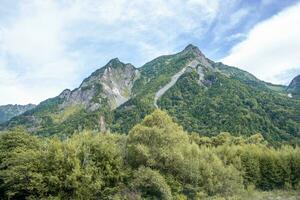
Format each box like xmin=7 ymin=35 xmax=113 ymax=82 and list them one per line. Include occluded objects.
xmin=0 ymin=0 xmax=300 ymax=105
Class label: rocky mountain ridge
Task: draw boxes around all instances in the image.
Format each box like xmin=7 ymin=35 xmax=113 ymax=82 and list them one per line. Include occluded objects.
xmin=1 ymin=44 xmax=299 ymax=144
xmin=58 ymin=58 xmax=139 ymax=111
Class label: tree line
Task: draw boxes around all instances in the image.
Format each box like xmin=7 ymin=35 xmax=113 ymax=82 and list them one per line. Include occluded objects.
xmin=0 ymin=110 xmax=300 ymax=199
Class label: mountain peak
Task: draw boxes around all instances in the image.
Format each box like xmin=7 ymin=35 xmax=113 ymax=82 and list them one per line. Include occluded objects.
xmin=182 ymin=44 xmax=204 ymax=56
xmin=184 ymin=44 xmax=197 ymax=50
xmin=105 ymin=57 xmax=135 ymax=70
xmin=59 ymin=89 xmax=71 ymax=99
xmin=107 ymin=57 xmax=122 ymax=65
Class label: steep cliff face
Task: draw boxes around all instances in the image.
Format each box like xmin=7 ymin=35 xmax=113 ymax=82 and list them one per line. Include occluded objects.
xmin=60 ymin=58 xmax=139 ymax=110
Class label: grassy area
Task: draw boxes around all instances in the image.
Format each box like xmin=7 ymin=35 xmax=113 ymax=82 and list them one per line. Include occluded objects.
xmin=50 ymin=105 xmax=81 ymax=123
xmin=202 ymin=190 xmax=300 ymax=200
xmin=243 ymin=190 xmax=300 ymax=200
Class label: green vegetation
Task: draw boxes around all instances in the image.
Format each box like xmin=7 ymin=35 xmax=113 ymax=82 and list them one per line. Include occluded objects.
xmin=111 ymin=48 xmax=199 ymax=133
xmin=158 ymin=70 xmax=300 ymax=145
xmin=1 ymin=110 xmax=300 ymax=199
xmin=1 ymin=45 xmax=299 ymax=147
xmin=2 ymin=84 xmax=113 ymax=137
xmin=113 ymin=67 xmax=300 ymax=145
xmin=111 ymin=51 xmax=300 ymax=146
xmin=50 ymin=105 xmax=82 ymax=123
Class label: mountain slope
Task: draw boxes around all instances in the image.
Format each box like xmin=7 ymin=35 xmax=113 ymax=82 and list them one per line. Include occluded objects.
xmin=112 ymin=44 xmax=215 ymax=132
xmin=0 ymin=104 xmax=36 ymax=123
xmin=213 ymin=62 xmax=287 ymax=94
xmin=287 ymin=75 xmax=300 ymax=98
xmin=1 ymin=59 xmax=139 ymax=136
xmin=2 ymin=45 xmax=300 ymax=144
xmin=158 ymin=70 xmax=300 ymax=143
xmin=112 ymin=46 xmax=300 ymax=144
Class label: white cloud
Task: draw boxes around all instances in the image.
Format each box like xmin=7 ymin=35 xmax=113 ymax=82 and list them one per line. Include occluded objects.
xmin=2 ymin=0 xmax=284 ymax=105
xmin=0 ymin=0 xmax=226 ymax=105
xmin=222 ymin=2 xmax=300 ymax=84
xmin=0 ymin=0 xmax=81 ymax=104
xmin=225 ymin=33 xmax=246 ymax=42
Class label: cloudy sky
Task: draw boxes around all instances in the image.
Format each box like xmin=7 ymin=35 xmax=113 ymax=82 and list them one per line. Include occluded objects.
xmin=0 ymin=0 xmax=299 ymax=105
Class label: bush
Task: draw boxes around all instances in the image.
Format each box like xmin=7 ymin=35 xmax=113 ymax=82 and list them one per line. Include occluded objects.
xmin=130 ymin=167 xmax=172 ymax=200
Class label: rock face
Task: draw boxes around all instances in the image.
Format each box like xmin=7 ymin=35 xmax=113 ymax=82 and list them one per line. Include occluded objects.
xmin=287 ymin=75 xmax=300 ymax=95
xmin=0 ymin=104 xmax=36 ymax=123
xmin=60 ymin=58 xmax=139 ymax=110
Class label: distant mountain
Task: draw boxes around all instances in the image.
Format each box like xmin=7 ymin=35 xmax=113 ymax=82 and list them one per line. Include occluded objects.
xmin=287 ymin=75 xmax=300 ymax=97
xmin=0 ymin=104 xmax=36 ymax=123
xmin=2 ymin=45 xmax=300 ymax=144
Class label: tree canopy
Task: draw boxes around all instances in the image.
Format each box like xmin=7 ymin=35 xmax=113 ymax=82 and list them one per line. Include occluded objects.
xmin=0 ymin=110 xmax=300 ymax=199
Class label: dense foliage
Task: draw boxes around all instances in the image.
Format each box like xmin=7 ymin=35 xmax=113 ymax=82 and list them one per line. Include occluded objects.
xmin=1 ymin=110 xmax=300 ymax=199
xmin=159 ymin=71 xmax=300 ymax=145
xmin=111 ymin=47 xmax=198 ymax=133
xmin=111 ymin=51 xmax=300 ymax=145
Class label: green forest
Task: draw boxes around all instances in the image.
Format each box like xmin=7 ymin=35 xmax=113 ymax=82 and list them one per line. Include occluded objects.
xmin=1 ymin=110 xmax=300 ymax=200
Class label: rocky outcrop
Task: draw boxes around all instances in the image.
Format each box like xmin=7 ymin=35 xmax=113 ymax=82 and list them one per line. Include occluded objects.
xmin=183 ymin=44 xmax=212 ymax=68
xmin=60 ymin=58 xmax=140 ymax=110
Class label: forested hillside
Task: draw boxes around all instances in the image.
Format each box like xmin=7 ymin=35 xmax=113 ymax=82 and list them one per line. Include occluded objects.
xmin=1 ymin=45 xmax=299 ymax=145
xmin=112 ymin=46 xmax=300 ymax=145
xmin=1 ymin=110 xmax=299 ymax=199
xmin=1 ymin=0 xmax=299 ymax=199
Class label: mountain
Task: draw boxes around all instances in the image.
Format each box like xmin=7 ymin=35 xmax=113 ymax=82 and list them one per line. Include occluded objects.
xmin=58 ymin=58 xmax=139 ymax=110
xmin=2 ymin=45 xmax=300 ymax=144
xmin=287 ymin=75 xmax=300 ymax=97
xmin=113 ymin=45 xmax=300 ymax=143
xmin=0 ymin=104 xmax=36 ymax=123
xmin=1 ymin=58 xmax=139 ymax=135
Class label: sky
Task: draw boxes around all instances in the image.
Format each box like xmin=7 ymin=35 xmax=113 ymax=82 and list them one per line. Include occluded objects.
xmin=0 ymin=0 xmax=300 ymax=105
